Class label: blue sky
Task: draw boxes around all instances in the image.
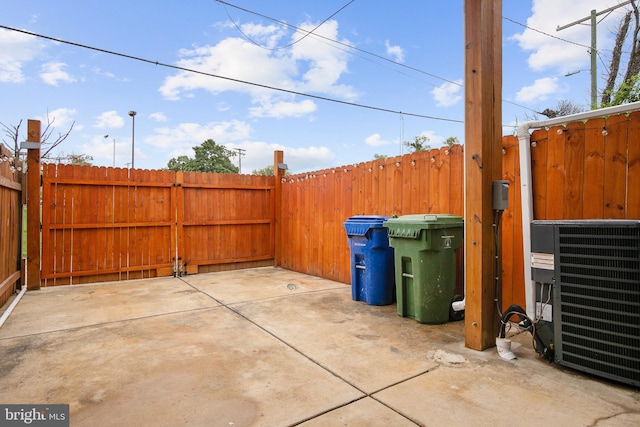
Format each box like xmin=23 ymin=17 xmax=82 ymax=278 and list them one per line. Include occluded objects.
xmin=0 ymin=1 xmax=632 ymax=173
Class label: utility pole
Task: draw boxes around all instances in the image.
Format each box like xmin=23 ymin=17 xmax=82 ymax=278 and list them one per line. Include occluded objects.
xmin=557 ymin=0 xmax=633 ymax=109
xmin=233 ymin=148 xmax=246 ymax=173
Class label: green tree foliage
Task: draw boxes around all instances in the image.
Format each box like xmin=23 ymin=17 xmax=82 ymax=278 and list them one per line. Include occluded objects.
xmin=601 ymin=5 xmax=640 ymax=107
xmin=602 ymin=73 xmax=640 ymax=107
xmin=373 ymin=154 xmax=388 ymax=160
xmin=66 ymin=153 xmax=93 ymax=166
xmin=403 ymin=135 xmax=431 ymax=152
xmin=252 ymin=165 xmax=274 ymax=175
xmin=167 ymin=139 xmax=239 ymax=173
xmin=444 ymin=136 xmax=459 ymax=147
xmin=252 ymin=165 xmax=290 ymax=176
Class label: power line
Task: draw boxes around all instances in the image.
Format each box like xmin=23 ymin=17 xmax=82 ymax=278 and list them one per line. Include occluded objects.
xmin=221 ymin=0 xmax=355 ymax=50
xmin=215 ymin=1 xmax=540 ymax=115
xmin=215 ymin=0 xmax=464 ymax=88
xmin=503 ymin=16 xmax=593 ymax=50
xmin=0 ymin=24 xmax=463 ymax=123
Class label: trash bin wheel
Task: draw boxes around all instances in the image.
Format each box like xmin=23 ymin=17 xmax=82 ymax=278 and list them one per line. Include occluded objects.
xmin=449 ymin=295 xmax=465 ymax=321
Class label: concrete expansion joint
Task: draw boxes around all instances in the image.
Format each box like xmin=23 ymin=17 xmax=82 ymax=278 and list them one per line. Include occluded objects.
xmin=0 ymin=306 xmax=216 ymax=340
xmin=589 ymin=410 xmax=640 ymax=427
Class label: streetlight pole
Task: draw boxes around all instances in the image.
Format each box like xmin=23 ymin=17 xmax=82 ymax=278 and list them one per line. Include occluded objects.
xmin=128 ymin=111 xmax=136 ymax=169
xmin=104 ymin=134 xmax=115 ymax=167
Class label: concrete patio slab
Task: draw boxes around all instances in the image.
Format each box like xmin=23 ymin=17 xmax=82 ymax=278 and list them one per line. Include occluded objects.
xmin=182 ymin=267 xmax=345 ymax=304
xmin=0 ymin=267 xmax=638 ymax=427
xmin=0 ymin=277 xmax=218 ymax=338
xmin=231 ymin=288 xmax=457 ymax=394
xmin=374 ymin=339 xmax=640 ymax=427
xmin=297 ymin=397 xmax=417 ymax=426
xmin=0 ymin=307 xmax=362 ymax=426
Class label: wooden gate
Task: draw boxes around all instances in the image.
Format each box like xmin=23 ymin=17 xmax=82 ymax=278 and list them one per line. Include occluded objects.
xmin=41 ymin=164 xmax=275 ymax=286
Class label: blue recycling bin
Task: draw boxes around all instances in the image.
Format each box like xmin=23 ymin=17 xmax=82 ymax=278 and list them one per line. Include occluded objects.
xmin=343 ymin=216 xmax=395 ymax=305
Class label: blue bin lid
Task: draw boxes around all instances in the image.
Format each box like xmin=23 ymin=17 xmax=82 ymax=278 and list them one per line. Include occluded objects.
xmin=344 ymin=215 xmax=389 ymax=236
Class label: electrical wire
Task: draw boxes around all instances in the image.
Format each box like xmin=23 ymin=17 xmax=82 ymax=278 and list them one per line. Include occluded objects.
xmin=216 ymin=0 xmax=464 ymax=88
xmin=221 ymin=0 xmax=355 ymax=50
xmin=216 ymin=1 xmax=543 ymax=116
xmin=503 ymin=16 xmax=594 ymax=51
xmin=493 ymin=209 xmax=504 ymax=317
xmin=0 ymin=25 xmax=463 ymax=124
xmin=503 ymin=15 xmax=632 ymax=56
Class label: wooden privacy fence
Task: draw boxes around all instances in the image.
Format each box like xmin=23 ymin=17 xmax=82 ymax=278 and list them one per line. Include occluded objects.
xmin=0 ymin=144 xmax=22 ymax=306
xmin=279 ymin=109 xmax=640 ymax=309
xmin=279 ymin=145 xmax=468 ymax=296
xmin=41 ymin=164 xmax=274 ymax=286
xmin=527 ymin=111 xmax=640 ymax=219
xmin=27 ymin=109 xmax=640 ymax=313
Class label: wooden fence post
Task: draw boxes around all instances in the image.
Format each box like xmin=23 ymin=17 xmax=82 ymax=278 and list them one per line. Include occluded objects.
xmin=25 ymin=120 xmax=41 ymax=290
xmin=274 ymin=151 xmax=284 ymax=266
xmin=464 ymin=0 xmax=503 ymax=350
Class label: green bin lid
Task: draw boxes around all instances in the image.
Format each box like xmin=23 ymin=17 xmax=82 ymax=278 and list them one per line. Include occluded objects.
xmin=383 ymin=214 xmax=463 ymax=238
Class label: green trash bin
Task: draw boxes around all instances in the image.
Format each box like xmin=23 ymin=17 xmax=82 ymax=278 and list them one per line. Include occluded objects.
xmin=383 ymin=214 xmax=463 ymax=324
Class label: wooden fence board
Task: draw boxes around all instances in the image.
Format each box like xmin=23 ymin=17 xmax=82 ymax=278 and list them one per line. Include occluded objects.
xmin=628 ymin=112 xmax=640 ymax=218
xmin=500 ymin=136 xmax=517 ymax=309
xmin=530 ymin=129 xmax=548 ymax=220
xmin=583 ymin=117 xmax=606 ymax=218
xmin=449 ymin=145 xmax=464 ymax=217
xmin=564 ymin=121 xmax=585 ymax=219
xmin=545 ymin=126 xmax=565 ymax=219
xmin=603 ymin=114 xmax=628 ymax=218
xmin=0 ymin=143 xmax=22 ymax=306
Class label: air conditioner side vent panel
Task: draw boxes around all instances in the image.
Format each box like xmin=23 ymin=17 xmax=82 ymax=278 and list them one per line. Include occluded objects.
xmin=542 ymin=220 xmax=640 ymax=388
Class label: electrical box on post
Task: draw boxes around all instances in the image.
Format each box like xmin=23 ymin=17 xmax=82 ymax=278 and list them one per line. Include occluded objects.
xmin=492 ymin=180 xmax=509 ymax=211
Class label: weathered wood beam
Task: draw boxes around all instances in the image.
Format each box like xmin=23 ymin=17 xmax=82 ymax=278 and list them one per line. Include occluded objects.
xmin=464 ymin=0 xmax=503 ymax=350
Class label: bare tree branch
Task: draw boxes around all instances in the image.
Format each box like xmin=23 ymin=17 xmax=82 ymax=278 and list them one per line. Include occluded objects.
xmin=1 ymin=119 xmax=22 ymax=157
xmin=0 ymin=111 xmax=75 ymax=160
xmin=623 ymin=1 xmax=640 ymax=84
xmin=602 ymin=11 xmax=631 ymax=106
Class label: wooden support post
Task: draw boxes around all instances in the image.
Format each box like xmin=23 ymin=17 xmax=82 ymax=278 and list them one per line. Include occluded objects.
xmin=273 ymin=151 xmax=284 ymax=266
xmin=26 ymin=120 xmax=41 ymax=290
xmin=464 ymin=0 xmax=503 ymax=350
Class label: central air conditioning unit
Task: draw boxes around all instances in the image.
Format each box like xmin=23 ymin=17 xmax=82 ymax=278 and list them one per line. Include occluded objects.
xmin=530 ymin=220 xmax=640 ymax=387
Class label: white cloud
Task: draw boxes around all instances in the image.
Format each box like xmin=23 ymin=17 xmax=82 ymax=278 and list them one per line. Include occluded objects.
xmin=290 ymin=20 xmax=357 ymax=100
xmin=225 ymin=140 xmax=335 ymax=174
xmin=144 ymin=120 xmax=252 ymax=160
xmin=511 ymin=0 xmax=617 ymax=73
xmin=40 ymin=62 xmax=75 ymax=86
xmin=364 ymin=133 xmax=393 ymax=147
xmin=249 ymin=99 xmax=317 ymax=118
xmin=94 ymin=111 xmax=125 ymax=129
xmin=385 ymin=40 xmax=404 ymax=63
xmin=159 ymin=37 xmax=297 ymax=101
xmin=431 ymin=80 xmax=463 ymax=107
xmin=42 ymin=108 xmax=78 ymax=128
xmin=515 ymin=77 xmax=560 ymax=103
xmin=0 ymin=28 xmax=44 ymax=83
xmin=78 ymin=135 xmax=128 ymax=167
xmin=142 ymin=119 xmax=334 ymax=173
xmin=149 ymin=112 xmax=167 ymax=122
xmin=159 ymin=19 xmax=356 ymax=112
xmin=239 ymin=22 xmax=287 ymax=49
